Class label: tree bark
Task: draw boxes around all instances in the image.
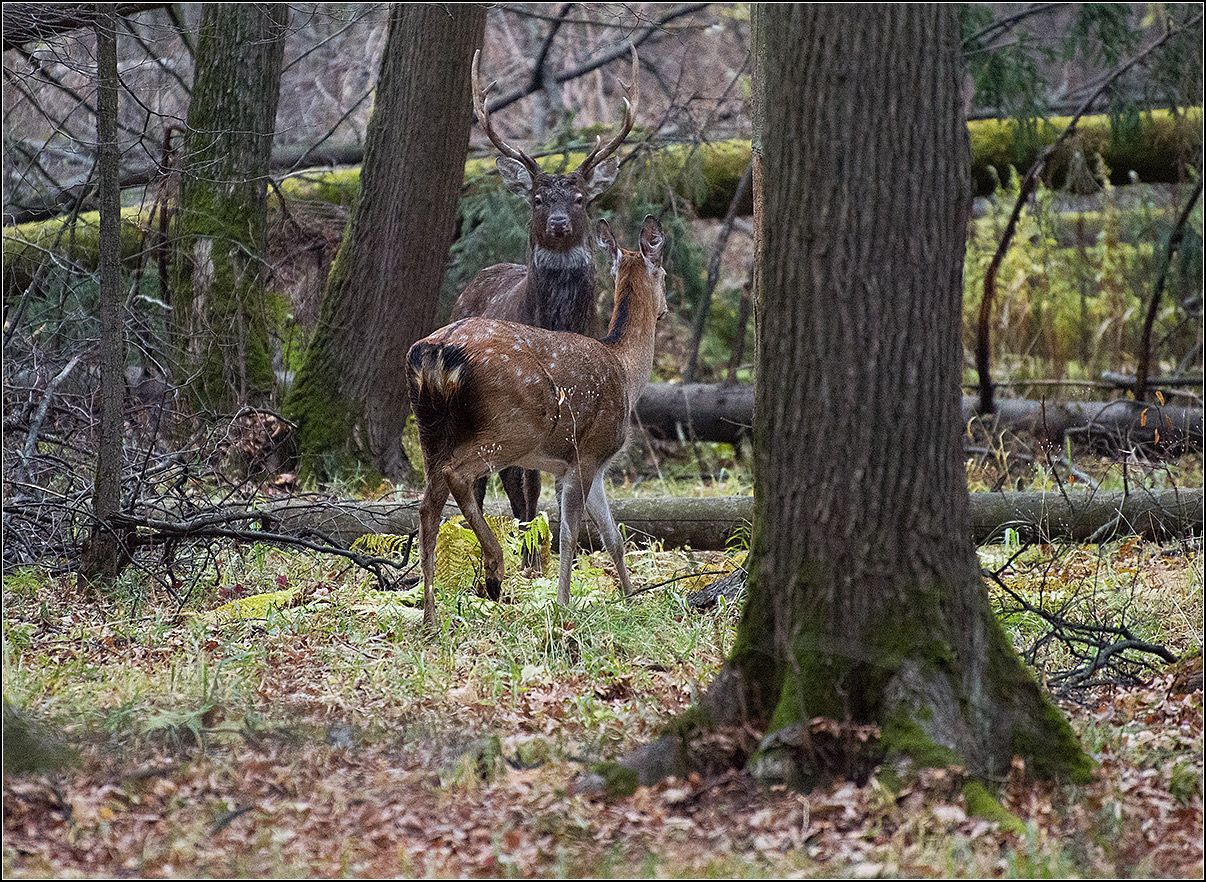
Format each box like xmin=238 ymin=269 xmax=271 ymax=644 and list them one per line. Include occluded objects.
xmin=170 ymin=4 xmax=287 ymax=412
xmin=604 ymin=5 xmax=1091 ymax=795
xmin=285 ymin=4 xmax=486 ymax=482
xmin=79 ymin=4 xmax=129 ymax=584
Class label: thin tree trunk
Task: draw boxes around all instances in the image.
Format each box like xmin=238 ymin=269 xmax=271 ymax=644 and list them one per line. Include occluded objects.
xmin=1134 ymin=181 xmax=1202 ymax=402
xmin=171 ymin=4 xmax=287 ymax=411
xmin=600 ymin=5 xmax=1090 ymax=796
xmin=286 ymin=5 xmax=486 ymax=482
xmin=79 ymin=3 xmax=129 ymax=583
xmin=684 ymin=161 xmax=754 ymax=383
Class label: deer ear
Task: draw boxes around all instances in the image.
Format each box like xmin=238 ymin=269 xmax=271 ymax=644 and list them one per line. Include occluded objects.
xmin=596 ymin=219 xmax=620 ymax=273
xmin=639 ymin=214 xmax=664 ymax=265
xmin=582 ymin=156 xmax=619 ymax=199
xmin=496 ymin=156 xmax=533 ymax=196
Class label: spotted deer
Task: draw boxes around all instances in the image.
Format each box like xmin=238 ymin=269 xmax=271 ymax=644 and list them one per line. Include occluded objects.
xmin=451 ymin=47 xmax=639 ymax=548
xmin=408 ymin=216 xmax=667 ymax=629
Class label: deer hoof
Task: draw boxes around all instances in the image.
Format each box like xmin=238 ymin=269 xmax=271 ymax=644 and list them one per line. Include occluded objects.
xmin=485 ymin=576 xmax=502 ymax=602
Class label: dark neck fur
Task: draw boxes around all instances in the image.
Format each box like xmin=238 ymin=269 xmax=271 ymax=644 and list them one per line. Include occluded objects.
xmin=523 ymin=242 xmax=597 ymax=333
xmin=601 ymin=263 xmax=658 ymax=403
xmin=602 ymin=278 xmax=632 ymax=344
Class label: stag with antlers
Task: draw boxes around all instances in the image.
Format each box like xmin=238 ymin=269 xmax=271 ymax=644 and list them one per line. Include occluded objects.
xmin=450 ymin=47 xmax=639 ymax=567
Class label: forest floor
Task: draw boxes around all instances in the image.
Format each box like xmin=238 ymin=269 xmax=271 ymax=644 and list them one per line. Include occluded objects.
xmin=3 ymin=487 xmax=1202 ymax=879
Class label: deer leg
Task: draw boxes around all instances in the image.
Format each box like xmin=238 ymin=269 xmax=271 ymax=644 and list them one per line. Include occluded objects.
xmin=556 ymin=467 xmax=592 ymax=606
xmin=419 ymin=474 xmax=450 ymax=630
xmin=473 ymin=474 xmax=488 ymax=510
xmin=499 ymin=467 xmax=527 ymax=519
xmin=447 ymin=473 xmax=506 ymax=602
xmin=585 ymin=472 xmax=632 ymax=597
xmin=523 ymin=469 xmax=541 ymax=521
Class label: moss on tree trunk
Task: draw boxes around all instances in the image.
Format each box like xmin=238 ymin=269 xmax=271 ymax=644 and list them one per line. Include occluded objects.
xmin=170 ymin=4 xmax=286 ymax=411
xmin=285 ymin=5 xmax=486 ymax=481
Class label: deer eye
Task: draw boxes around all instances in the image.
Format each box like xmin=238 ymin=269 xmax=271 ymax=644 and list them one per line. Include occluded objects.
xmin=574 ymin=193 xmax=584 ymax=205
xmin=533 ymin=194 xmax=543 ymax=206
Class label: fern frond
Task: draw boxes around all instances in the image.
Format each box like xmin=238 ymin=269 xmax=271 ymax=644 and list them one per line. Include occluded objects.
xmin=431 ymin=512 xmax=555 ymax=594
xmin=350 ymin=532 xmax=412 ymax=559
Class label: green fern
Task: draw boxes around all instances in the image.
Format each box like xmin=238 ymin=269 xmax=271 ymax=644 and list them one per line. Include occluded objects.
xmin=516 ymin=513 xmax=552 ymax=572
xmin=725 ymin=520 xmax=753 ymax=556
xmin=350 ymin=532 xmax=412 ymax=559
xmin=433 ymin=513 xmax=553 ymax=594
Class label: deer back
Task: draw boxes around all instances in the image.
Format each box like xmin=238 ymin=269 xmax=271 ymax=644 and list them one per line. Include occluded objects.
xmin=450 ymin=263 xmax=527 ymax=322
xmin=410 ymin=317 xmax=628 ymax=475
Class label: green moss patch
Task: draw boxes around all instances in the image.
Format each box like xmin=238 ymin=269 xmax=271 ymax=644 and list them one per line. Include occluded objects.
xmin=963 ymin=780 xmax=1027 ymax=835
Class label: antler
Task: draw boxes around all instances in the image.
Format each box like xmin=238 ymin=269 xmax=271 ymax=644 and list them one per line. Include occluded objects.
xmin=471 ymin=49 xmax=541 ymax=177
xmin=576 ymin=44 xmax=640 ymax=177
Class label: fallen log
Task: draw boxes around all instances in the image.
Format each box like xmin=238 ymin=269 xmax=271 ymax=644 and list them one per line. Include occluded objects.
xmin=632 ymin=383 xmax=1204 ymax=451
xmin=1100 ymin=371 xmax=1203 ymax=390
xmin=635 ymin=383 xmax=754 ymax=445
xmin=686 ymin=568 xmax=747 ymax=610
xmin=248 ymin=487 xmax=1202 ymax=552
xmin=7 ymin=107 xmax=1201 ymax=279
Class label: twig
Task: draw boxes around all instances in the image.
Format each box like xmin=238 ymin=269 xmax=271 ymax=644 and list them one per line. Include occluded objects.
xmin=10 ymin=354 xmax=82 ymax=494
xmin=984 ymin=567 xmax=1177 ymax=695
xmin=110 ymin=510 xmax=417 ymax=590
xmin=961 ymin=3 xmax=1067 ymax=48
xmin=283 ymin=87 xmax=373 ymax=177
xmin=625 ymin=568 xmax=732 ymax=598
xmin=485 ymin=3 xmax=710 ymax=114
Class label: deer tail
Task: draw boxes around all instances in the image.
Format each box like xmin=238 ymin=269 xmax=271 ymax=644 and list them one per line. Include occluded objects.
xmin=406 ymin=341 xmax=476 ymax=468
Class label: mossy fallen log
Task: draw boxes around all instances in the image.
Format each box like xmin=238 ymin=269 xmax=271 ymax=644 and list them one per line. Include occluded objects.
xmin=6 ymin=108 xmax=1199 ymax=291
xmin=251 ymin=487 xmax=1202 ymax=553
xmin=634 ymin=383 xmax=1204 ymax=451
xmin=968 ymin=106 xmax=1201 ymax=195
xmin=256 ymin=107 xmax=1205 ymax=214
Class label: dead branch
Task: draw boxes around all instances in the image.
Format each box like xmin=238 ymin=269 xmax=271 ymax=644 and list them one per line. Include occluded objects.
xmin=684 ymin=160 xmax=753 ymax=383
xmin=984 ymin=567 xmax=1177 ymax=696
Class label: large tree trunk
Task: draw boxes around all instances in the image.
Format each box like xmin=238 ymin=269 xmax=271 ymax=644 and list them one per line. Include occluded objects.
xmin=604 ymin=6 xmax=1090 ymax=796
xmin=285 ymin=5 xmax=486 ymax=482
xmin=79 ymin=5 xmax=129 ymax=584
xmin=170 ymin=4 xmax=287 ymax=411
